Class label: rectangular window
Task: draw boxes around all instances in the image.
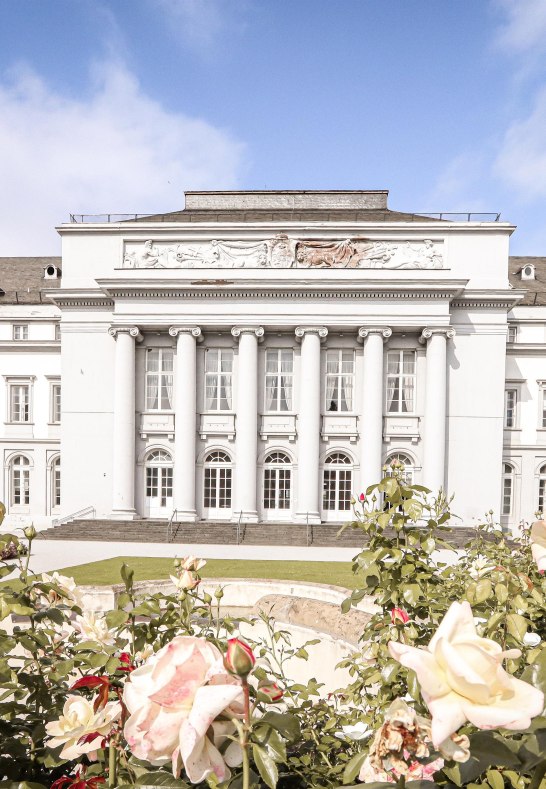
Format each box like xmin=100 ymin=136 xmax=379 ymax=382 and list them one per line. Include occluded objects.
xmin=542 ymin=390 xmax=546 ymax=429
xmin=265 ymin=349 xmax=293 ymax=411
xmin=10 ymin=384 xmax=30 ymax=422
xmin=13 ymin=324 xmax=28 ymax=340
xmin=51 ymin=384 xmax=61 ymax=423
xmin=205 ymin=349 xmax=233 ymax=410
xmin=386 ymin=351 xmax=416 ymax=413
xmin=12 ymin=467 xmax=30 ymax=506
xmin=507 ymin=325 xmax=517 ymax=343
xmin=502 ymin=471 xmax=513 ymax=516
xmin=504 ymin=389 xmax=517 ymax=428
xmin=145 ymin=349 xmax=173 ymax=410
xmin=55 ymin=324 xmax=61 ymax=341
xmin=325 ymin=350 xmax=354 ymax=412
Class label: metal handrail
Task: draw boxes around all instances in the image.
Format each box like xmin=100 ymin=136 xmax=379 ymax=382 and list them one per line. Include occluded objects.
xmin=167 ymin=509 xmax=180 ymax=543
xmin=52 ymin=506 xmax=95 ymax=528
xmin=68 ymin=211 xmax=502 ymax=224
xmin=236 ymin=511 xmax=243 ymax=545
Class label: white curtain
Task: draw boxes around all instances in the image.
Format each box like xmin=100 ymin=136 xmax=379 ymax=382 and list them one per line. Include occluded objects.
xmin=326 ymin=376 xmax=337 ymax=410
xmin=147 ymin=375 xmax=159 ymax=410
xmin=164 ymin=375 xmax=174 ymax=409
xmin=280 ymin=376 xmax=292 ymax=410
xmin=265 ymin=377 xmax=276 ymax=411
xmin=206 ymin=374 xmax=218 ymax=410
xmin=222 ymin=374 xmax=232 ymax=410
xmin=386 ymin=377 xmax=397 ymax=412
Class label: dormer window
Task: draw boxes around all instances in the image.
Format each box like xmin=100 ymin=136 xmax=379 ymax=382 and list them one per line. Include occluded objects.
xmin=521 ymin=264 xmax=535 ymax=280
xmin=43 ymin=264 xmax=61 ymax=280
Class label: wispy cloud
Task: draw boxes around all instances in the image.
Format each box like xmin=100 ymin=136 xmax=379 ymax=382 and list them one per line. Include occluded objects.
xmin=492 ymin=0 xmax=546 ymax=55
xmin=0 ymin=61 xmax=245 ymax=255
xmin=493 ymin=86 xmax=546 ymax=200
xmin=152 ymin=0 xmax=248 ymax=53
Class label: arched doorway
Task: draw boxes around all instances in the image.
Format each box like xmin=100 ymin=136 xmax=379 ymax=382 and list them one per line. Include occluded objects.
xmin=203 ymin=450 xmax=232 ymax=520
xmin=263 ymin=451 xmax=292 ymax=520
xmin=145 ymin=449 xmax=173 ymax=517
xmin=322 ymin=452 xmax=353 ymax=522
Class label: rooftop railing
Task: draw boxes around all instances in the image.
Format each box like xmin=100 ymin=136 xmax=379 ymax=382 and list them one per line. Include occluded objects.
xmin=68 ymin=211 xmax=502 ymax=223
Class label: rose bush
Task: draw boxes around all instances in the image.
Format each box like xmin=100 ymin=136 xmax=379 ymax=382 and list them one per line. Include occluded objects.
xmin=1 ymin=466 xmax=546 ymax=789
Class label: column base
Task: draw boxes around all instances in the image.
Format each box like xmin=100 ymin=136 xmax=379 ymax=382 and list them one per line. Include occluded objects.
xmin=231 ymin=510 xmax=259 ymax=524
xmin=294 ymin=511 xmax=322 ymax=525
xmin=110 ymin=509 xmax=139 ymax=521
xmin=172 ymin=509 xmax=198 ymax=523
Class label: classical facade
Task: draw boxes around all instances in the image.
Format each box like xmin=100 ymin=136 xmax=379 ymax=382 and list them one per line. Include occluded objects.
xmin=1 ymin=189 xmax=544 ymax=531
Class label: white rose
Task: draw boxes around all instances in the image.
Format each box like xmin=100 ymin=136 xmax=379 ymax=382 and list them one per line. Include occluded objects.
xmin=531 ymin=521 xmax=546 ymax=573
xmin=389 ymin=601 xmax=544 ymax=746
xmin=41 ymin=572 xmax=84 ymax=607
xmin=523 ymin=632 xmax=541 ymax=648
xmin=74 ymin=611 xmax=116 ymax=646
xmin=45 ymin=695 xmax=121 ymax=759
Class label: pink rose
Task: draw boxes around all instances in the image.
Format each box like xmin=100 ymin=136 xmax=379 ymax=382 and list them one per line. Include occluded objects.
xmin=123 ymin=636 xmax=243 ymax=784
xmin=388 ymin=601 xmax=544 ymax=746
xmin=390 ymin=607 xmax=410 ymax=625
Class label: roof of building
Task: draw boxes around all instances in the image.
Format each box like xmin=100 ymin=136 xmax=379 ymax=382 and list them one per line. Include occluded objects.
xmin=509 ymin=256 xmax=546 ymax=305
xmin=0 ymin=257 xmax=62 ymax=304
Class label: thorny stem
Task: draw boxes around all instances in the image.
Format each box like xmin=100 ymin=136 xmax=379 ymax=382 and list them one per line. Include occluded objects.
xmin=108 ymin=738 xmax=117 ymax=788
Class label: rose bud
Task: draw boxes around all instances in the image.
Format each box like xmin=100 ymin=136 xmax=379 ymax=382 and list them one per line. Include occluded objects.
xmin=224 ymin=637 xmax=256 ymax=677
xmin=24 ymin=525 xmax=37 ymax=540
xmin=257 ymin=681 xmax=283 ymax=703
xmin=391 ymin=607 xmax=410 ymax=625
xmin=359 ymin=493 xmax=366 ymax=503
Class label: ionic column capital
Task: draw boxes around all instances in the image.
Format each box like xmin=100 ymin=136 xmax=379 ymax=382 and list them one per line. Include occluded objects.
xmin=295 ymin=326 xmax=328 ymax=341
xmin=231 ymin=326 xmax=265 ymax=340
xmin=169 ymin=326 xmax=202 ymax=341
xmin=357 ymin=326 xmax=392 ymax=342
xmin=419 ymin=326 xmax=456 ymax=344
xmin=108 ymin=326 xmax=143 ymax=342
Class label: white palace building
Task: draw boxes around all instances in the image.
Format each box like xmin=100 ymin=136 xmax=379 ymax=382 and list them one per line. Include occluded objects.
xmin=1 ymin=189 xmax=545 ymax=533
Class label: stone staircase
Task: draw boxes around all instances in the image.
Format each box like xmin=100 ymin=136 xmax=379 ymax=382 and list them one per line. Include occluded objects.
xmin=36 ymin=518 xmax=367 ymax=547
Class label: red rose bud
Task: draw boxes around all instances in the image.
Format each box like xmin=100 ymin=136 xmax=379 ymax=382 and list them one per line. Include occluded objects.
xmin=359 ymin=493 xmax=366 ymax=502
xmin=224 ymin=637 xmax=256 ymax=676
xmin=391 ymin=607 xmax=410 ymax=625
xmin=257 ymin=681 xmax=283 ymax=703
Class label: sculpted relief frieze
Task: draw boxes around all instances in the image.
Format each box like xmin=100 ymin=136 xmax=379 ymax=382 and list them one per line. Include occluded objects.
xmin=122 ymin=235 xmax=444 ymax=270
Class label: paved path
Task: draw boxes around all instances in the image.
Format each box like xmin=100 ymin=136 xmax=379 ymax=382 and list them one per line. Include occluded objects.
xmin=14 ymin=539 xmax=361 ymax=577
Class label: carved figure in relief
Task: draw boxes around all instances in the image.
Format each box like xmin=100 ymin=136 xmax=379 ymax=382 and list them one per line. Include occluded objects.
xmin=295 ymin=239 xmax=356 ymax=268
xmin=210 ymin=239 xmax=268 ymax=268
xmin=357 ymin=241 xmax=398 ymax=268
xmin=124 ymin=239 xmax=163 ymax=268
xmin=269 ymin=234 xmax=295 ymax=268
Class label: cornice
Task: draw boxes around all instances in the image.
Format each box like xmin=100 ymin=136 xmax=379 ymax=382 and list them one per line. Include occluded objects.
xmin=506 ymin=344 xmax=546 ymax=355
xmin=0 ymin=341 xmax=60 ymax=351
xmin=452 ymin=289 xmax=525 ymax=310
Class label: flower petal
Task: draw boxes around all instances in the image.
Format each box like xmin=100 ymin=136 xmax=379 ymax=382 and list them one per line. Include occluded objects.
xmin=429 ymin=601 xmax=476 ymax=652
xmin=426 ymin=691 xmax=467 ymax=746
xmin=388 ymin=641 xmax=450 ymax=698
xmin=461 ymin=676 xmax=544 ymax=731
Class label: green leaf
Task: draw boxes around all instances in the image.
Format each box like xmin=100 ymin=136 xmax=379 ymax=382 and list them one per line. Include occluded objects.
xmin=486 ymin=769 xmax=504 ymax=789
xmin=105 ymin=609 xmax=130 ymax=628
xmin=136 ymin=773 xmax=189 ymax=787
xmin=402 ymin=499 xmax=423 ymax=522
xmin=252 ymin=744 xmax=278 ymax=789
xmin=474 ymin=578 xmax=492 ymax=603
xmin=342 ymin=750 xmax=367 ymax=785
xmin=495 ymin=583 xmax=509 ymax=604
xmin=506 ymin=612 xmax=528 ymax=641
xmin=402 ymin=584 xmax=421 ymax=605
xmin=341 ymin=597 xmax=352 ymax=614
xmin=378 ymin=477 xmax=398 ymax=497
xmin=260 ymin=711 xmax=300 ymax=742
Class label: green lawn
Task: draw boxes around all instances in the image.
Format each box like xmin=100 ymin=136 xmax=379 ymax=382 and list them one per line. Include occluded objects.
xmin=52 ymin=557 xmax=360 ymax=589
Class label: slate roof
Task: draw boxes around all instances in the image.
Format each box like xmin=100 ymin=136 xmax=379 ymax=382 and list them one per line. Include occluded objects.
xmin=134 ymin=208 xmax=448 ymax=223
xmin=509 ymin=256 xmax=546 ymax=305
xmin=0 ymin=257 xmax=62 ymax=304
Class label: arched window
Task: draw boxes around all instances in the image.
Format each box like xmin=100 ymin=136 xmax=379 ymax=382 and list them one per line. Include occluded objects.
xmin=11 ymin=455 xmax=30 ymax=506
xmin=204 ymin=451 xmax=232 ymax=511
xmin=145 ymin=449 xmax=173 ymax=513
xmin=52 ymin=456 xmax=61 ymax=508
xmin=502 ymin=463 xmax=514 ymax=516
xmin=386 ymin=453 xmax=415 ymax=485
xmin=323 ymin=453 xmax=352 ymax=513
xmin=263 ymin=452 xmax=291 ymax=510
xmin=537 ymin=464 xmax=546 ymax=516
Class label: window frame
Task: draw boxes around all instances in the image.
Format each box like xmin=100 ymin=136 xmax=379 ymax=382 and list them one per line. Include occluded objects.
xmin=264 ymin=349 xmax=294 ymax=413
xmin=537 ymin=464 xmax=546 ymax=518
xmin=10 ymin=454 xmax=30 ymax=507
xmin=145 ymin=348 xmax=174 ymax=412
xmin=51 ymin=455 xmax=61 ymax=509
xmin=325 ymin=349 xmax=355 ymax=413
xmin=50 ymin=382 xmax=61 ymax=424
xmin=502 ymin=463 xmax=514 ymax=516
xmin=386 ymin=350 xmax=416 ymax=414
xmin=13 ymin=324 xmax=28 ymax=341
xmin=507 ymin=325 xmax=517 ymax=343
xmin=504 ymin=388 xmax=518 ymax=429
xmin=204 ymin=349 xmax=233 ymax=412
xmin=7 ymin=381 xmax=32 ymax=423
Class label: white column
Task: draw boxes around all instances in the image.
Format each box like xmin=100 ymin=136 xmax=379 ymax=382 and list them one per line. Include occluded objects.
xmin=420 ymin=327 xmax=455 ymax=494
xmin=169 ymin=326 xmax=201 ymax=522
xmin=295 ymin=326 xmax=327 ymax=524
xmin=231 ymin=326 xmax=264 ymax=523
xmin=108 ymin=326 xmax=141 ymax=519
xmin=358 ymin=326 xmax=392 ymax=491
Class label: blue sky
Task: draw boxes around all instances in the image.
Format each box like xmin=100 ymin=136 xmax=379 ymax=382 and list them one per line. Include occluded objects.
xmin=1 ymin=0 xmax=546 ymax=254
